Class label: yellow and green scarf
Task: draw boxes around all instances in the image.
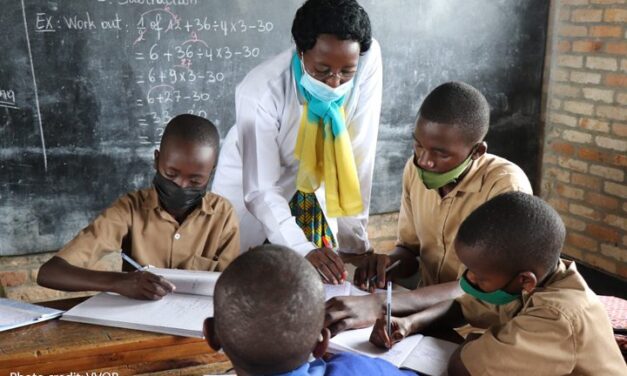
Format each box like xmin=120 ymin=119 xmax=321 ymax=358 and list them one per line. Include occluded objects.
xmin=292 ymin=53 xmax=363 ymax=218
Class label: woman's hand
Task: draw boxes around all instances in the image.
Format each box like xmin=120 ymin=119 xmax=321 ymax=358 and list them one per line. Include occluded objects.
xmin=306 ymin=247 xmax=347 ymax=284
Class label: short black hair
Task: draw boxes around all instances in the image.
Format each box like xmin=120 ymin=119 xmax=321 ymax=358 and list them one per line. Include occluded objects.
xmin=160 ymin=114 xmax=220 ymax=150
xmin=292 ymin=0 xmax=372 ymax=54
xmin=456 ymin=192 xmax=565 ymax=278
xmin=213 ymin=245 xmax=324 ymax=375
xmin=418 ymin=81 xmax=490 ymax=144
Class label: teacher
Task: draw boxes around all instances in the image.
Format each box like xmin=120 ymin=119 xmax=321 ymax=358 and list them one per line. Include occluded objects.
xmin=213 ymin=0 xmax=382 ymax=283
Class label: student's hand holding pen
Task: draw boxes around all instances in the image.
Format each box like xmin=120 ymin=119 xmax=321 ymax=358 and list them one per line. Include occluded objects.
xmin=118 ymin=253 xmax=175 ymax=300
xmin=115 ymin=271 xmax=176 ymax=300
xmin=306 ymin=247 xmax=347 ymax=285
xmin=369 ymin=316 xmax=411 ymax=349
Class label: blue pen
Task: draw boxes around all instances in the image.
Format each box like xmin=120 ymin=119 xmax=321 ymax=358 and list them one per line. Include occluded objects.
xmin=121 ymin=252 xmax=144 ymax=271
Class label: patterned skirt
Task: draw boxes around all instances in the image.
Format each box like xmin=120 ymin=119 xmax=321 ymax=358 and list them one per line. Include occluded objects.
xmin=289 ymin=190 xmax=337 ymax=248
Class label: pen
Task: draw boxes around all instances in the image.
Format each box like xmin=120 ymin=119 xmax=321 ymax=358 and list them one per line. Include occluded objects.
xmin=386 ymin=281 xmax=392 ymax=339
xmin=121 ymin=252 xmax=144 ymax=271
xmin=368 ymin=259 xmax=402 ymax=288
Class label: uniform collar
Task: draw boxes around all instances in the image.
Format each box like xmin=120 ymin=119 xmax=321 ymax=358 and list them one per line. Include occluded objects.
xmin=451 ymin=154 xmax=486 ymax=194
xmin=521 ymin=259 xmax=572 ymax=305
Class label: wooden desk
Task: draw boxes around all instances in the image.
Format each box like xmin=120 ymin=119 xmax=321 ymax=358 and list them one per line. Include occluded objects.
xmin=0 ymin=298 xmax=232 ymax=376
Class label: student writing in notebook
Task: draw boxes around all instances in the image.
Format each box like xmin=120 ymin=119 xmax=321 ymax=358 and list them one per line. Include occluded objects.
xmin=325 ymin=82 xmax=532 ymax=335
xmin=203 ymin=244 xmax=413 ymax=376
xmin=37 ymin=114 xmax=239 ymax=300
xmin=370 ymin=192 xmax=627 ymax=375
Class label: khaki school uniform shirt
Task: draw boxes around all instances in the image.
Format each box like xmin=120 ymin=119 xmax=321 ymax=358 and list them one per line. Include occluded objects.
xmin=56 ymin=188 xmax=240 ymax=271
xmin=459 ymin=260 xmax=627 ymax=375
xmin=397 ymin=153 xmax=532 ymax=286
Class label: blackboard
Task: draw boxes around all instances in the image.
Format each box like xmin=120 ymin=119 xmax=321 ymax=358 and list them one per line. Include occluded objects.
xmin=0 ymin=0 xmax=549 ymax=256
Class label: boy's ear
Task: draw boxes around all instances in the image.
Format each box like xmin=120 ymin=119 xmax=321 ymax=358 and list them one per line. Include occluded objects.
xmin=154 ymin=149 xmax=160 ymax=171
xmin=471 ymin=142 xmax=488 ymax=160
xmin=518 ymin=271 xmax=538 ymax=293
xmin=203 ymin=317 xmax=221 ymax=351
xmin=312 ymin=328 xmax=330 ymax=359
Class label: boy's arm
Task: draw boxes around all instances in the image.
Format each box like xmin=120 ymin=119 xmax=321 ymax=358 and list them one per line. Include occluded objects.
xmin=447 ymin=333 xmax=483 ymax=376
xmin=37 ymin=193 xmax=173 ymax=300
xmin=450 ymin=307 xmax=577 ymax=375
xmin=37 ymin=256 xmax=174 ymax=300
xmin=325 ymin=281 xmax=462 ymax=335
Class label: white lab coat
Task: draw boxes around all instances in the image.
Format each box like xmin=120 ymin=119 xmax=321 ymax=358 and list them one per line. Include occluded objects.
xmin=212 ymin=39 xmax=382 ymax=256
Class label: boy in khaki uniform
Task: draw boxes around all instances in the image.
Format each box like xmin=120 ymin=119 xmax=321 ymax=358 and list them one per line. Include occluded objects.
xmin=38 ymin=114 xmax=240 ymax=300
xmin=325 ymin=82 xmax=531 ymax=335
xmin=370 ymin=192 xmax=626 ymax=375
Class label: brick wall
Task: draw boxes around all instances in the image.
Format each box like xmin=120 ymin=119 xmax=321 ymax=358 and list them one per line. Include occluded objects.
xmin=0 ymin=252 xmax=120 ymax=302
xmin=541 ymin=0 xmax=626 ymax=279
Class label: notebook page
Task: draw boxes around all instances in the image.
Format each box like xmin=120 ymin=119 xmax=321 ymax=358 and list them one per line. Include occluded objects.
xmin=328 ymin=326 xmax=423 ymax=367
xmin=0 ymin=309 xmax=39 ymax=327
xmin=324 ymin=282 xmax=386 ymax=301
xmin=401 ymin=336 xmax=458 ymax=376
xmin=0 ymin=298 xmax=64 ymax=331
xmin=148 ymin=267 xmax=219 ymax=296
xmin=62 ymin=292 xmax=213 ymax=337
xmin=324 ymin=282 xmax=352 ymax=301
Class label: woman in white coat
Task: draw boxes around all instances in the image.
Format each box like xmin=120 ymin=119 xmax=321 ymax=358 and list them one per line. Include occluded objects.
xmin=213 ymin=0 xmax=382 ymax=284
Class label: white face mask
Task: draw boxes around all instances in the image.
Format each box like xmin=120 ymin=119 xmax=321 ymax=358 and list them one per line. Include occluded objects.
xmin=300 ymin=58 xmax=354 ymax=103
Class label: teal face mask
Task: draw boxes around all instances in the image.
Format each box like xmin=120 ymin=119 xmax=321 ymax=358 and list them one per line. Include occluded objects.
xmin=460 ymin=270 xmax=520 ymax=305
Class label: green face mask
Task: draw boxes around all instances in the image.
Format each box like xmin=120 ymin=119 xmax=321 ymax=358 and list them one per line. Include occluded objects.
xmin=460 ymin=270 xmax=520 ymax=306
xmin=416 ymin=153 xmax=474 ymax=190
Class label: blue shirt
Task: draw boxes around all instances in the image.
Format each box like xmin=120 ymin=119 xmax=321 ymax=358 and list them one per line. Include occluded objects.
xmin=272 ymin=353 xmax=416 ymax=376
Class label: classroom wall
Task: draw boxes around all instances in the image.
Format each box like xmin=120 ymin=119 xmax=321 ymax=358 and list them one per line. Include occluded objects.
xmin=3 ymin=0 xmax=624 ymax=301
xmin=540 ymin=0 xmax=626 ymax=279
xmin=0 ymin=213 xmax=399 ymax=302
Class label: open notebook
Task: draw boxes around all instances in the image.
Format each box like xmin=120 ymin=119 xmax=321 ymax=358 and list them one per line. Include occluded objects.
xmin=324 ymin=281 xmax=385 ymax=301
xmin=61 ymin=267 xmax=218 ymax=338
xmin=0 ymin=298 xmax=64 ymax=332
xmin=329 ymin=326 xmax=458 ymax=376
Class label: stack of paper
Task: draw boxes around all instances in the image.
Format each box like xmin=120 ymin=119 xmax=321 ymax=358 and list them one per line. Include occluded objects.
xmin=0 ymin=298 xmax=63 ymax=332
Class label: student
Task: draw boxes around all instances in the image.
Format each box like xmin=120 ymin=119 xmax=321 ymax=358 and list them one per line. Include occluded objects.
xmin=325 ymin=81 xmax=533 ymax=334
xmin=212 ymin=0 xmax=382 ymax=284
xmin=37 ymin=114 xmax=239 ymax=300
xmin=369 ymin=192 xmax=627 ymax=375
xmin=204 ymin=244 xmax=413 ymax=376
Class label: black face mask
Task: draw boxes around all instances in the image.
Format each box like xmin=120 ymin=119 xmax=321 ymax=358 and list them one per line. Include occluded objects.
xmin=153 ymin=172 xmax=207 ymax=218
